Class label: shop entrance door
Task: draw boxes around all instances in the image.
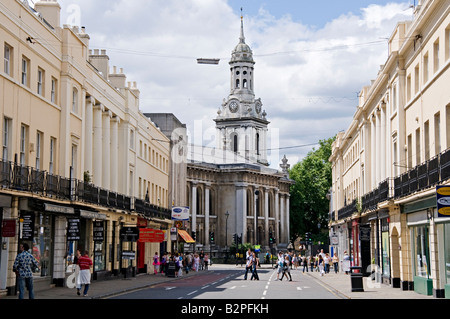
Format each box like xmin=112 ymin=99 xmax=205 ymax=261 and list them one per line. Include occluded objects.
xmin=137 ymin=241 xmax=145 ymax=273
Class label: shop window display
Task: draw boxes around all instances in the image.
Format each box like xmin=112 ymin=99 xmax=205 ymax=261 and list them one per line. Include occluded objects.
xmin=413 ymin=225 xmax=431 ymax=278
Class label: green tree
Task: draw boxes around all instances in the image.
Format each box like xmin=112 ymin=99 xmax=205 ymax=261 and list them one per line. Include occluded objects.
xmin=289 ymin=136 xmax=335 ymax=243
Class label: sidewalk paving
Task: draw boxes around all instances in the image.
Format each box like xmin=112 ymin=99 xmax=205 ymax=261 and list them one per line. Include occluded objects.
xmin=0 ymin=264 xmax=438 ymax=300
xmin=300 ymin=268 xmax=435 ymax=299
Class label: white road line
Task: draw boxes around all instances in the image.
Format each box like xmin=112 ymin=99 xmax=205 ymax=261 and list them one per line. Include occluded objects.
xmin=187 ymin=290 xmax=198 ymax=296
xmin=297 ymin=287 xmax=302 ymax=290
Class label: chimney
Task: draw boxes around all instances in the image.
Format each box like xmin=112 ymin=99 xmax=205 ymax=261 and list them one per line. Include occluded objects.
xmin=34 ymin=0 xmax=61 ymax=29
xmin=89 ymin=49 xmax=109 ymax=80
xmin=109 ymin=66 xmax=127 ymax=89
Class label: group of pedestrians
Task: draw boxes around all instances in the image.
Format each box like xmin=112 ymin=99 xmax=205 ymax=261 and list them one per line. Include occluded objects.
xmin=13 ymin=242 xmax=93 ymax=299
xmin=243 ymin=248 xmax=261 ymax=280
xmin=298 ymin=249 xmax=342 ymax=276
xmin=152 ymin=250 xmax=211 ymax=277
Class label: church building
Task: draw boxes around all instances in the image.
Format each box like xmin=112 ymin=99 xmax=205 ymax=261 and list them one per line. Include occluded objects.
xmin=184 ymin=15 xmax=293 ymax=255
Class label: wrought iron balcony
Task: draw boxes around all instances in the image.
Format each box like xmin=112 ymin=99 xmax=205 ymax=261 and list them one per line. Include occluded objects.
xmin=0 ymin=159 xmax=170 ymax=220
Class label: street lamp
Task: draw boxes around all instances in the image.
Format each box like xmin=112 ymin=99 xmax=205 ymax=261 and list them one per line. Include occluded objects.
xmin=225 ymin=210 xmax=230 ymax=262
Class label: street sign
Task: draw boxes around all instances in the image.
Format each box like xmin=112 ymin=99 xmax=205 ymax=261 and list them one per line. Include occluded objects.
xmin=171 ymin=206 xmax=190 ymax=221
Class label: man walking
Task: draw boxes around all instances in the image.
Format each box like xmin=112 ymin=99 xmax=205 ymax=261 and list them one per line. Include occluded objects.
xmin=13 ymin=242 xmax=39 ymax=299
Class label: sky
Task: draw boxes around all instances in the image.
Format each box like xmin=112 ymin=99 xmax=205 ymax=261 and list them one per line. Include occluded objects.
xmin=56 ymin=0 xmax=416 ymax=169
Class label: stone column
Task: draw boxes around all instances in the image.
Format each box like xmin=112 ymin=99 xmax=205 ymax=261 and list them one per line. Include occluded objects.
xmin=376 ymin=108 xmax=381 ymax=184
xmin=381 ymin=102 xmax=387 ymax=181
xmin=264 ymin=187 xmax=269 ymax=248
xmin=204 ymin=184 xmax=210 ymax=250
xmin=235 ymin=183 xmax=247 ymax=245
xmin=84 ymin=96 xmax=94 ymax=177
xmin=191 ymin=183 xmax=197 ymax=238
xmin=274 ymin=189 xmax=279 ymax=246
xmin=111 ymin=116 xmax=119 ymax=192
xmin=102 ymin=110 xmax=112 ymax=189
xmin=370 ymin=115 xmax=376 ymax=188
xmin=93 ymin=103 xmax=103 ymax=185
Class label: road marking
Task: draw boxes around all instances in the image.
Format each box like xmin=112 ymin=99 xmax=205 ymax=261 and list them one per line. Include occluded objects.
xmin=187 ymin=290 xmax=198 ymax=296
xmin=201 ymin=285 xmax=210 ymax=289
xmin=297 ymin=287 xmax=302 ymax=291
xmin=165 ymin=287 xmax=176 ymax=290
xmin=229 ymin=286 xmax=236 ymax=289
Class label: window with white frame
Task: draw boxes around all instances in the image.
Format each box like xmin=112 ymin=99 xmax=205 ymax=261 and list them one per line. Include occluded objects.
xmin=36 ymin=131 xmax=43 ymax=170
xmin=49 ymin=137 xmax=56 ymax=174
xmin=434 ymin=39 xmax=440 ymax=73
xmin=20 ymin=124 xmax=28 ymax=165
xmin=37 ymin=68 xmax=44 ymax=96
xmin=4 ymin=44 xmax=11 ymax=75
xmin=72 ymin=87 xmax=78 ymax=113
xmin=2 ymin=117 xmax=11 ymax=161
xmin=21 ymin=57 xmax=29 ymax=86
xmin=51 ymin=77 xmax=57 ymax=103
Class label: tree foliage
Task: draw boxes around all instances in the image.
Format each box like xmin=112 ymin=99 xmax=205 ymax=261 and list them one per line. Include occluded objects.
xmin=289 ymin=136 xmax=335 ymax=243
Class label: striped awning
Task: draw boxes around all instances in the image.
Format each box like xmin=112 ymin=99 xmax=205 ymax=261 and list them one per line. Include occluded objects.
xmin=178 ymin=230 xmax=195 ymax=243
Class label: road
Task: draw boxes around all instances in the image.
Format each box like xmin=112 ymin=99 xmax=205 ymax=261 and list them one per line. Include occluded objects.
xmin=107 ymin=265 xmax=344 ymax=300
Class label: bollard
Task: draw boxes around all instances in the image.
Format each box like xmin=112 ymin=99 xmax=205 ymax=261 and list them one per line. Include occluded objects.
xmin=350 ymin=266 xmax=364 ymax=292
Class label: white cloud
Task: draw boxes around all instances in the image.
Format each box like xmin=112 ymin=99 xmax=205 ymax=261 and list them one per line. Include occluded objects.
xmin=58 ymin=0 xmax=412 ymax=168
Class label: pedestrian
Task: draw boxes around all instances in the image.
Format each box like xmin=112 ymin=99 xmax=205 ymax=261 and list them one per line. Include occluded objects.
xmin=193 ymin=253 xmax=200 ymax=272
xmin=250 ymin=252 xmax=260 ymax=280
xmin=204 ymin=253 xmax=209 ymax=270
xmin=199 ymin=250 xmax=204 ymax=270
xmin=77 ymin=250 xmax=93 ymax=297
xmin=343 ymin=250 xmax=351 ymax=274
xmin=310 ymin=255 xmax=315 ymax=272
xmin=153 ymin=252 xmax=160 ymax=274
xmin=332 ymin=253 xmax=339 ymax=274
xmin=160 ymin=253 xmax=167 ymax=274
xmin=74 ymin=249 xmax=82 ymax=295
xmin=243 ymin=251 xmax=252 ymax=280
xmin=280 ymin=255 xmax=292 ymax=281
xmin=275 ymin=252 xmax=284 ymax=280
xmin=324 ymin=253 xmax=330 ymax=274
xmin=302 ymin=256 xmax=309 ymax=273
xmin=292 ymin=254 xmax=298 ymax=270
xmin=13 ymin=242 xmax=39 ymax=299
xmin=318 ymin=254 xmax=325 ymax=276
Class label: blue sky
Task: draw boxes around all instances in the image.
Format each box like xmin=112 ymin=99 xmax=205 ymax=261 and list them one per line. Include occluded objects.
xmin=228 ymin=0 xmax=414 ymax=27
xmin=58 ymin=0 xmax=414 ymax=167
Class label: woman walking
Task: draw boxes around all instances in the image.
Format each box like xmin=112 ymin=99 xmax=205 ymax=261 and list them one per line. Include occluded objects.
xmin=250 ymin=252 xmax=260 ymax=280
xmin=332 ymin=253 xmax=339 ymax=274
xmin=280 ymin=256 xmax=292 ymax=281
xmin=318 ymin=254 xmax=325 ymax=276
xmin=153 ymin=252 xmax=160 ymax=274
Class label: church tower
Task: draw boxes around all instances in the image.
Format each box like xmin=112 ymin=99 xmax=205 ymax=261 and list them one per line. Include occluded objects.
xmin=214 ymin=12 xmax=269 ymax=166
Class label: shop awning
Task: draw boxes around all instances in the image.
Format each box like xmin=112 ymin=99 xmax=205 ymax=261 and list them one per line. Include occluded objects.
xmin=178 ymin=230 xmax=195 ymax=243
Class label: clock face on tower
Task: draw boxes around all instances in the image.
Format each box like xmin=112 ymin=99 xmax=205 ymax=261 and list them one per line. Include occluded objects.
xmin=229 ymin=100 xmax=239 ymax=113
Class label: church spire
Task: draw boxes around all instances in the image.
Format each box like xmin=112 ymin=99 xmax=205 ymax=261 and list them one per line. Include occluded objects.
xmin=239 ymin=8 xmax=245 ymax=44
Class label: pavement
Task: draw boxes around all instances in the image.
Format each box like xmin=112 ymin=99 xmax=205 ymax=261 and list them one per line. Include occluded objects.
xmin=0 ymin=263 xmax=438 ymax=300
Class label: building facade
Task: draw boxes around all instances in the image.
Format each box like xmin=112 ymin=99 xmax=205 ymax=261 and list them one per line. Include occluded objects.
xmin=329 ymin=0 xmax=450 ymax=298
xmin=0 ymin=0 xmax=172 ymax=296
xmin=185 ymin=16 xmax=293 ymax=255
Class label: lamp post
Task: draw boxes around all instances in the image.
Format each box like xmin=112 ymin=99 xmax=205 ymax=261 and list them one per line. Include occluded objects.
xmin=225 ymin=210 xmax=229 ymax=262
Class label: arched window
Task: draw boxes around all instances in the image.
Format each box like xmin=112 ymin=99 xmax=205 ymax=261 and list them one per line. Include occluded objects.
xmin=256 ymin=133 xmax=260 ymax=155
xmin=233 ymin=134 xmax=238 ymax=153
xmin=235 ymin=79 xmax=240 ymax=88
xmin=72 ymin=87 xmax=78 ymax=113
xmin=243 ymin=79 xmax=247 ymax=88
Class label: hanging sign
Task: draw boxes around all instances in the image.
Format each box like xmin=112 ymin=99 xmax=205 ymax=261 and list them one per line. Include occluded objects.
xmin=436 ymin=185 xmax=450 ymax=217
xmin=171 ymin=206 xmax=189 ymax=221
xmin=120 ymin=227 xmax=139 ymax=242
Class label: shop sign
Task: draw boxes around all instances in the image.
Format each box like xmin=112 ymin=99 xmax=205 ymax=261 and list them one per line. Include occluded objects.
xmin=120 ymin=226 xmax=139 ymax=242
xmin=67 ymin=218 xmax=80 ymax=240
xmin=139 ymin=228 xmax=165 ymax=243
xmin=19 ymin=212 xmax=35 ymax=240
xmin=93 ymin=221 xmax=104 ymax=242
xmin=122 ymin=251 xmax=135 ymax=260
xmin=44 ymin=203 xmax=74 ymax=215
xmin=171 ymin=206 xmax=189 ymax=221
xmin=1 ymin=219 xmax=16 ymax=237
xmin=80 ymin=210 xmax=106 ymax=220
xmin=436 ymin=185 xmax=450 ymax=217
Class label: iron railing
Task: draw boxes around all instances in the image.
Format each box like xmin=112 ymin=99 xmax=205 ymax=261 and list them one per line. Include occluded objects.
xmin=0 ymin=159 xmax=170 ymax=220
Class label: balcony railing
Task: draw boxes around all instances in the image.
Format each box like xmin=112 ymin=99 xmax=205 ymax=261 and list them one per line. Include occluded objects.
xmin=333 ymin=147 xmax=450 ymax=222
xmin=0 ymin=159 xmax=170 ymax=220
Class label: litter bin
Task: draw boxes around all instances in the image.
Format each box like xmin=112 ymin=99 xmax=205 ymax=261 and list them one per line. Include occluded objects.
xmin=166 ymin=261 xmax=176 ymax=278
xmin=350 ymin=266 xmax=364 ymax=292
